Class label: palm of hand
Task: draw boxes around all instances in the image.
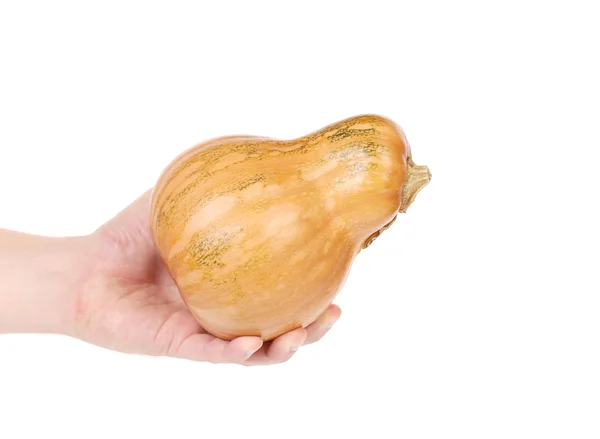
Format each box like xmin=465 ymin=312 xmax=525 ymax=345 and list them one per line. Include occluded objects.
xmin=75 ymin=192 xmax=340 ymax=365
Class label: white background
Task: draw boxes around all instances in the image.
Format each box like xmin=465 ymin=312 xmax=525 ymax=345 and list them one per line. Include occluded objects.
xmin=1 ymin=1 xmax=599 ymax=438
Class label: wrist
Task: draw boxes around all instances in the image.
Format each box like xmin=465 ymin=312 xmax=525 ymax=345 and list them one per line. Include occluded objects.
xmin=0 ymin=230 xmax=91 ymax=336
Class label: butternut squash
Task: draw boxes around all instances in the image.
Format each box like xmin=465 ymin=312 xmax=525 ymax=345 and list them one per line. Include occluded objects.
xmin=149 ymin=115 xmax=431 ymax=340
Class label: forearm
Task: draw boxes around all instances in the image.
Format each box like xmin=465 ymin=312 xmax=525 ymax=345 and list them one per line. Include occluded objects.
xmin=0 ymin=229 xmax=87 ymax=335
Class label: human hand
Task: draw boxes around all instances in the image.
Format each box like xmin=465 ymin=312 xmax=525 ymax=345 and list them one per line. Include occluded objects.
xmin=73 ymin=191 xmax=342 ymax=365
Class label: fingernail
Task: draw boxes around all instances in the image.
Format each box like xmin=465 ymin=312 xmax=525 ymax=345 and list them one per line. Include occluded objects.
xmin=290 ymin=345 xmax=300 ymax=353
xmin=326 ymin=319 xmax=339 ymax=330
xmin=244 ymin=349 xmax=258 ymax=359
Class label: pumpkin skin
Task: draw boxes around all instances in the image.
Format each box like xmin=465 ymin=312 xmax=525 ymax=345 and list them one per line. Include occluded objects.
xmin=149 ymin=114 xmax=430 ymax=341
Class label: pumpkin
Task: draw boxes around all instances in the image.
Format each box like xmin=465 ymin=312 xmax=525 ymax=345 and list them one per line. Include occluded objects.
xmin=149 ymin=114 xmax=431 ymax=340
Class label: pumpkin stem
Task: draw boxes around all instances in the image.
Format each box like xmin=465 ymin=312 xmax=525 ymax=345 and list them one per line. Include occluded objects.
xmin=399 ymin=157 xmax=431 ymax=213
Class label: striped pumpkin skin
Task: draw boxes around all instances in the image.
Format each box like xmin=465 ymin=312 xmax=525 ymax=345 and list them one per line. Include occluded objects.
xmin=149 ymin=114 xmax=426 ymax=341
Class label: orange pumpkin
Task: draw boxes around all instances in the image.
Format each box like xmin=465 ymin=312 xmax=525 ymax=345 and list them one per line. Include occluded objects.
xmin=150 ymin=115 xmax=430 ymax=340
